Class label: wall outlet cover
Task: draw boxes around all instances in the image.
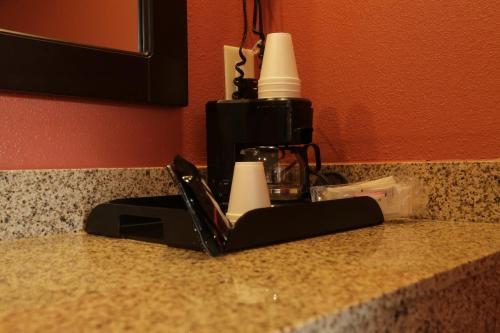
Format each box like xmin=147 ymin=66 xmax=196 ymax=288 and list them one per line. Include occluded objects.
xmin=223 ymin=45 xmax=255 ymax=100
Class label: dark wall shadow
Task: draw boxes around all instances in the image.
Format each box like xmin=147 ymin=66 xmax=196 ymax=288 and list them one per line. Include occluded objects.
xmin=314 ymin=103 xmax=379 ymax=162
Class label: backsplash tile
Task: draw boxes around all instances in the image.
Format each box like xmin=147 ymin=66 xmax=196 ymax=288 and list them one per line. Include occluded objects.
xmin=0 ymin=168 xmax=177 ymax=240
xmin=324 ymin=161 xmax=499 ymax=223
xmin=0 ymin=161 xmax=497 ymax=240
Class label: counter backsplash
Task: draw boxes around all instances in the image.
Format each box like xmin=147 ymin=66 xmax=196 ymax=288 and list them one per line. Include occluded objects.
xmin=0 ymin=161 xmax=498 ymax=240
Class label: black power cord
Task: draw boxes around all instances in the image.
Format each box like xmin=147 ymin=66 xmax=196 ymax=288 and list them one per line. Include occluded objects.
xmin=232 ymin=0 xmax=248 ymax=100
xmin=233 ymin=0 xmax=266 ymax=100
xmin=252 ymin=0 xmax=266 ymax=64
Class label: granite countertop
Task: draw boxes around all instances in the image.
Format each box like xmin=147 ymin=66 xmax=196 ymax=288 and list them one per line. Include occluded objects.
xmin=1 ymin=220 xmax=499 ymax=332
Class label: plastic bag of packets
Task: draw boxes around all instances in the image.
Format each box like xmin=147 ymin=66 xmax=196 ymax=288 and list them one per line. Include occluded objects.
xmin=310 ymin=176 xmax=427 ymax=220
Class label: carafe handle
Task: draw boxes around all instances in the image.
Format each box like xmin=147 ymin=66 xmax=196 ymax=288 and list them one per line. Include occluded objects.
xmin=306 ymin=143 xmax=321 ymax=174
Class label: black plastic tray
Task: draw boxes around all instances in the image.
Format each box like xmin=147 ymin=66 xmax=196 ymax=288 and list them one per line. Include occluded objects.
xmin=85 ymin=195 xmax=384 ymax=253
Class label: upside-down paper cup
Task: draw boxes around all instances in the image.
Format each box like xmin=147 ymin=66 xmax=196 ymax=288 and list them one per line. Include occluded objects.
xmin=226 ymin=162 xmax=271 ymax=224
xmin=258 ymin=32 xmax=301 ymax=99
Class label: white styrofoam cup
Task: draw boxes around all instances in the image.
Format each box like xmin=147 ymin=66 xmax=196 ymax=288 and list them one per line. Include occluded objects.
xmin=258 ymin=80 xmax=301 ymax=99
xmin=258 ymin=32 xmax=301 ymax=99
xmin=226 ymin=162 xmax=271 ymax=224
xmin=257 ymin=88 xmax=302 ymax=99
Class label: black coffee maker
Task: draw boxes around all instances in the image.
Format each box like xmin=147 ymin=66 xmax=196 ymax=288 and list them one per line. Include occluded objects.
xmin=206 ymin=98 xmax=321 ymax=207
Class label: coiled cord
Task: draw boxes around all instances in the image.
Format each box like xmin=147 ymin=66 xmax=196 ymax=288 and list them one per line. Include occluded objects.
xmin=233 ymin=0 xmax=249 ymax=99
xmin=233 ymin=0 xmax=266 ymax=99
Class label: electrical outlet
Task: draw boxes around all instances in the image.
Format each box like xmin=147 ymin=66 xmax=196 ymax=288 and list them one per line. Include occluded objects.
xmin=224 ymin=45 xmax=255 ymax=100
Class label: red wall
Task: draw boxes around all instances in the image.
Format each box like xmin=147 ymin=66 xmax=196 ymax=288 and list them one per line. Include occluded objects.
xmin=0 ymin=2 xmax=242 ymax=169
xmin=1 ymin=0 xmax=499 ymax=170
xmin=268 ymin=0 xmax=500 ymax=162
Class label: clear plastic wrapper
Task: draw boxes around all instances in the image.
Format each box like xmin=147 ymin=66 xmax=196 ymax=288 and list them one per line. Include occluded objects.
xmin=310 ymin=176 xmax=427 ymax=219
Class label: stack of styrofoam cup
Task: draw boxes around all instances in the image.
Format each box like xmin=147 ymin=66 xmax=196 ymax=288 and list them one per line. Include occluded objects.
xmin=258 ymin=32 xmax=301 ymax=99
xmin=226 ymin=162 xmax=271 ymax=224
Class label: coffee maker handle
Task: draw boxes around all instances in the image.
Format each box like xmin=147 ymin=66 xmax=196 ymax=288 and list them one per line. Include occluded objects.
xmin=307 ymin=143 xmax=322 ymax=174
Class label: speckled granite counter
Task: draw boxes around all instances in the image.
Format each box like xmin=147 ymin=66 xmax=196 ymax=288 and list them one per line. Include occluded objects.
xmin=1 ymin=220 xmax=499 ymax=332
xmin=1 ymin=161 xmax=498 ymax=240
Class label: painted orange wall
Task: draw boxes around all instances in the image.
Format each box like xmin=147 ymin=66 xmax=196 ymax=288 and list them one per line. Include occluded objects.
xmin=0 ymin=0 xmax=138 ymax=52
xmin=1 ymin=0 xmax=499 ymax=170
xmin=266 ymin=0 xmax=500 ymax=162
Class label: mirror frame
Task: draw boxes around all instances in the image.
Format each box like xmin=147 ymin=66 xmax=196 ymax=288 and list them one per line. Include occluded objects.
xmin=0 ymin=0 xmax=187 ymax=106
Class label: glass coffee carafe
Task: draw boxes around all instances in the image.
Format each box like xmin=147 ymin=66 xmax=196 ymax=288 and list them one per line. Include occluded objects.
xmin=240 ymin=144 xmax=321 ymax=201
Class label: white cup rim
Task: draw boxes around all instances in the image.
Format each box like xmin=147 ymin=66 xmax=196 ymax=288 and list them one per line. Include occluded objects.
xmin=258 ymin=83 xmax=301 ymax=88
xmin=258 ymin=80 xmax=301 ymax=84
xmin=225 ymin=211 xmax=243 ymax=223
xmin=259 ymin=93 xmax=302 ymax=98
xmin=258 ymin=86 xmax=302 ymax=91
xmin=234 ymin=161 xmax=263 ymax=167
xmin=259 ymin=76 xmax=300 ymax=79
xmin=258 ymin=80 xmax=301 ymax=83
xmin=259 ymin=90 xmax=301 ymax=94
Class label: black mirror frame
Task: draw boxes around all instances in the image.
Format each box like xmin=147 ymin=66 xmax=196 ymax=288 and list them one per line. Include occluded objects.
xmin=0 ymin=0 xmax=188 ymax=106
